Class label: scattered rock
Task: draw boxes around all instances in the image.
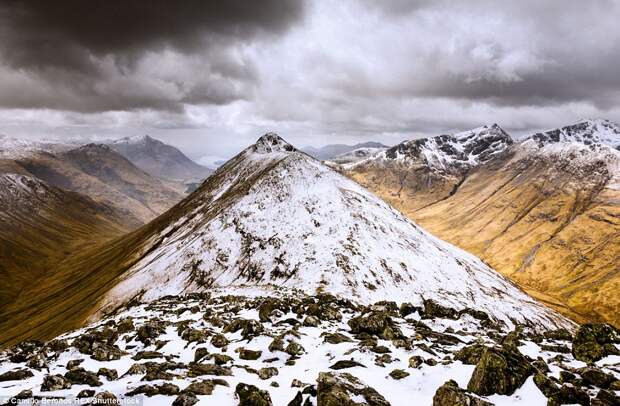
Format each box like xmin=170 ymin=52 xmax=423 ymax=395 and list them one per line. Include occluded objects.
xmin=65 ymin=368 xmax=103 ymax=386
xmin=97 ymin=368 xmax=118 ymax=381
xmin=188 ymin=362 xmax=233 ymax=377
xmin=433 ymin=380 xmax=494 ymax=406
xmin=577 ymin=367 xmax=616 ymax=389
xmin=238 ymin=348 xmax=263 ymax=360
xmin=41 ymin=374 xmax=72 ymax=391
xmin=454 ymin=343 xmax=488 ymax=365
xmin=572 ymin=323 xmax=620 ymax=364
xmin=211 ymin=333 xmax=229 ymax=348
xmin=422 ymin=299 xmax=459 ymax=320
xmin=77 ymin=389 xmax=95 ymax=398
xmin=172 ymin=393 xmax=198 ymax=406
xmin=388 ymin=369 xmax=410 ymax=380
xmin=322 ymin=332 xmax=353 ymax=344
xmin=235 ymin=383 xmax=273 ymax=406
xmin=329 ymin=360 xmax=366 ymax=370
xmin=0 ymin=368 xmax=34 ymax=382
xmin=316 ymin=372 xmax=389 ymax=406
xmin=467 ymin=347 xmax=533 ymax=396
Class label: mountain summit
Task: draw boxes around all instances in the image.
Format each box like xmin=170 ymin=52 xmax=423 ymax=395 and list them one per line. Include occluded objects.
xmin=94 ymin=133 xmax=567 ymax=330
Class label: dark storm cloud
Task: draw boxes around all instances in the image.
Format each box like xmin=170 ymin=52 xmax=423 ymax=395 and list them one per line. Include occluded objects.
xmin=0 ymin=0 xmax=305 ymax=111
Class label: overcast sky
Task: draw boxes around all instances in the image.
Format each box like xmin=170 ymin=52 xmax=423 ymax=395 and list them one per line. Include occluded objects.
xmin=1 ymin=0 xmax=620 ymax=163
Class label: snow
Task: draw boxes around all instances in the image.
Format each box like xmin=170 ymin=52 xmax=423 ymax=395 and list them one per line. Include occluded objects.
xmin=342 ymin=124 xmax=513 ymax=173
xmin=0 ymin=135 xmax=71 ymax=159
xmin=96 ymin=133 xmax=571 ymax=331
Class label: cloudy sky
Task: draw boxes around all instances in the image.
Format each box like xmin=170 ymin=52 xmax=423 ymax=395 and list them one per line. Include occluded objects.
xmin=1 ymin=0 xmax=620 ymax=163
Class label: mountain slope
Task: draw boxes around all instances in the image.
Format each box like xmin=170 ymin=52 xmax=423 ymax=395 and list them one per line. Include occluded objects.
xmin=110 ymin=135 xmax=213 ymax=181
xmin=4 ymin=144 xmax=183 ymax=225
xmin=342 ymin=120 xmax=620 ymax=327
xmin=0 ymin=174 xmax=128 ymax=312
xmin=0 ymin=133 xmax=569 ymax=347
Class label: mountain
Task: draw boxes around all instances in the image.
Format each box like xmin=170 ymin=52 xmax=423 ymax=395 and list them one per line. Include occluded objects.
xmin=0 ymin=173 xmax=127 ymax=312
xmin=2 ymin=144 xmax=183 ymax=225
xmin=326 ymin=145 xmax=388 ymax=165
xmin=302 ymin=141 xmax=389 ymax=160
xmin=341 ymin=120 xmax=620 ymax=327
xmin=340 ymin=124 xmax=513 ymax=211
xmin=109 ymin=135 xmax=213 ymax=182
xmin=0 ymin=135 xmax=72 ymax=159
xmin=0 ymin=133 xmax=570 ymax=348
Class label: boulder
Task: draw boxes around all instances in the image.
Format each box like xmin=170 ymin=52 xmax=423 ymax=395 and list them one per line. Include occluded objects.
xmin=316 ymin=371 xmax=389 ymax=406
xmin=41 ymin=374 xmax=72 ymax=391
xmin=467 ymin=347 xmax=533 ymax=396
xmin=572 ymin=323 xmax=620 ymax=364
xmin=433 ymin=380 xmax=494 ymax=406
xmin=235 ymin=383 xmax=273 ymax=406
xmin=0 ymin=368 xmax=34 ymax=382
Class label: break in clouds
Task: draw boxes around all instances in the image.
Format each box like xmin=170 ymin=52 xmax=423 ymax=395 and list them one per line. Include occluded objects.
xmin=1 ymin=0 xmax=620 ymax=157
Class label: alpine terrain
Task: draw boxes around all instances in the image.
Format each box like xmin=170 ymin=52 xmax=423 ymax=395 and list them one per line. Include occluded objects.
xmin=3 ymin=134 xmax=618 ymax=406
xmin=339 ymin=119 xmax=620 ymax=328
xmin=109 ymin=135 xmax=213 ymax=183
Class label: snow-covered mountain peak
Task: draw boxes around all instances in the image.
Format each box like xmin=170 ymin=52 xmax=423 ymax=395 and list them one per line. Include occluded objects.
xmin=251 ymin=132 xmax=296 ymax=154
xmin=344 ymin=124 xmax=513 ymax=174
xmin=95 ymin=134 xmax=570 ymax=330
xmin=111 ymin=135 xmax=156 ymax=146
xmin=528 ymin=119 xmax=620 ymax=149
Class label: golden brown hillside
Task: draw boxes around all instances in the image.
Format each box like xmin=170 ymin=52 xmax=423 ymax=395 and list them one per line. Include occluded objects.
xmin=344 ymin=144 xmax=620 ymax=327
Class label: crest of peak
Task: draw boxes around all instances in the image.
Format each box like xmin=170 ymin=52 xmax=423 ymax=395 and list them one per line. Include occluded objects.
xmin=252 ymin=132 xmax=296 ymax=153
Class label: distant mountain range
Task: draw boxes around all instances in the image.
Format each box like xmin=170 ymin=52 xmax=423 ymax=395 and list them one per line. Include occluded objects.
xmin=302 ymin=141 xmax=389 ymax=160
xmin=109 ymin=135 xmax=213 ymax=182
xmin=339 ymin=119 xmax=620 ymax=327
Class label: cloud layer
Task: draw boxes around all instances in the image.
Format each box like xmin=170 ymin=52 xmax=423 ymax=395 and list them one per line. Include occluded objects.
xmin=1 ymin=0 xmax=620 ymax=157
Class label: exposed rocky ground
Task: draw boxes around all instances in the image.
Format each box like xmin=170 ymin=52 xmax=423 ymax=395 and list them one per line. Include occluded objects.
xmin=1 ymin=292 xmax=619 ymax=405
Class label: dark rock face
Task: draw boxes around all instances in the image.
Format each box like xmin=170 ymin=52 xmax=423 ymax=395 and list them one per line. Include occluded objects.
xmin=433 ymin=380 xmax=494 ymax=406
xmin=577 ymin=367 xmax=616 ymax=389
xmin=316 ymin=372 xmax=390 ymax=406
xmin=235 ymin=383 xmax=273 ymax=406
xmin=454 ymin=343 xmax=488 ymax=365
xmin=572 ymin=323 xmax=620 ymax=363
xmin=467 ymin=347 xmax=533 ymax=396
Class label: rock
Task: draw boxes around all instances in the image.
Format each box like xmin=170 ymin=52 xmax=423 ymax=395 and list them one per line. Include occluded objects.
xmin=258 ymin=298 xmax=289 ymax=322
xmin=348 ymin=311 xmax=393 ymax=337
xmin=91 ymin=342 xmax=125 ymax=361
xmin=235 ymin=383 xmax=273 ymax=406
xmin=322 ymin=333 xmax=353 ymax=344
xmin=0 ymin=368 xmax=34 ymax=382
xmin=540 ymin=344 xmax=571 ymax=354
xmin=547 ymin=384 xmax=590 ymax=406
xmin=181 ymin=328 xmax=208 ymax=343
xmin=66 ymin=359 xmax=84 ymax=369
xmin=432 ymin=380 xmax=494 ymax=406
xmin=577 ymin=367 xmax=616 ymax=389
xmin=224 ymin=319 xmax=265 ymax=340
xmin=544 ymin=329 xmax=573 ymax=342
xmin=467 ymin=347 xmax=533 ymax=396
xmin=388 ymin=369 xmax=410 ymax=380
xmin=194 ymin=347 xmax=209 ymax=362
xmin=258 ymin=367 xmax=279 ymax=380
xmin=422 ymin=299 xmax=459 ymax=320
xmin=303 ymin=316 xmax=320 ymax=327
xmin=132 ymin=351 xmax=164 ymax=360
xmin=92 ymin=391 xmax=118 ymax=404
xmin=183 ymin=379 xmax=229 ymax=395
xmin=77 ymin=389 xmax=95 ymax=398
xmin=454 ymin=343 xmax=488 ymax=365
xmin=97 ymin=368 xmax=118 ymax=381
xmin=142 ymin=370 xmax=177 ymax=381
xmin=137 ymin=321 xmax=167 ymax=344
xmin=408 ymin=356 xmax=424 ymax=368
xmin=172 ymin=393 xmax=198 ymax=406
xmin=238 ymin=348 xmax=263 ymax=360
xmin=188 ymin=362 xmax=233 ymax=377
xmin=126 ymin=384 xmax=159 ymax=397
xmin=285 ymin=341 xmax=305 ymax=356
xmin=370 ymin=345 xmax=391 ymax=354
xmin=117 ymin=318 xmax=135 ymax=334
xmin=399 ymin=302 xmax=421 ymax=317
xmin=592 ymin=389 xmax=620 ymax=406
xmin=208 ymin=353 xmax=234 ymax=365
xmin=572 ymin=323 xmax=620 ymax=363
xmin=211 ymin=333 xmax=229 ymax=348
xmin=126 ymin=383 xmax=178 ymax=397
xmin=533 ymin=373 xmax=559 ymax=398
xmin=316 ymin=372 xmax=389 ymax=406
xmin=329 ymin=360 xmax=366 ymax=370
xmin=65 ymin=368 xmax=103 ymax=386
xmin=269 ymin=337 xmax=285 ymax=352
xmin=26 ymin=352 xmax=47 ymax=369
xmin=287 ymin=391 xmax=303 ymax=406
xmin=41 ymin=374 xmax=72 ymax=391
xmin=124 ymin=363 xmax=148 ymax=376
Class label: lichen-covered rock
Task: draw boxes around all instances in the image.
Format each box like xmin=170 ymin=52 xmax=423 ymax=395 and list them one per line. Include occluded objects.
xmin=41 ymin=374 xmax=72 ymax=391
xmin=258 ymin=367 xmax=279 ymax=380
xmin=329 ymin=360 xmax=366 ymax=370
xmin=316 ymin=371 xmax=390 ymax=406
xmin=388 ymin=369 xmax=410 ymax=380
xmin=211 ymin=333 xmax=229 ymax=348
xmin=467 ymin=347 xmax=533 ymax=396
xmin=235 ymin=383 xmax=273 ymax=406
xmin=188 ymin=362 xmax=233 ymax=377
xmin=285 ymin=341 xmax=305 ymax=356
xmin=432 ymin=380 xmax=494 ymax=406
xmin=422 ymin=299 xmax=459 ymax=320
xmin=348 ymin=310 xmax=402 ymax=340
xmin=97 ymin=368 xmax=118 ymax=381
xmin=322 ymin=333 xmax=353 ymax=344
xmin=65 ymin=368 xmax=102 ymax=387
xmin=172 ymin=392 xmax=198 ymax=406
xmin=591 ymin=389 xmax=620 ymax=406
xmin=238 ymin=348 xmax=262 ymax=360
xmin=577 ymin=367 xmax=616 ymax=389
xmin=454 ymin=343 xmax=488 ymax=365
xmin=572 ymin=323 xmax=620 ymax=363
